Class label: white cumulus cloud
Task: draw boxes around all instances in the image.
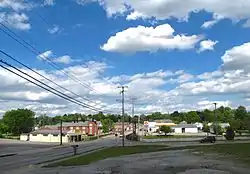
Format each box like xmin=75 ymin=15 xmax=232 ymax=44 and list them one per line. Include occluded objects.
xmin=77 ymin=0 xmax=250 ymax=28
xmin=48 ymin=25 xmax=60 ymax=34
xmin=198 ymin=40 xmax=218 ymax=53
xmin=101 ymin=24 xmax=202 ymax=53
xmin=43 ymin=0 xmax=55 ymax=6
xmin=0 ymin=12 xmax=31 ymax=30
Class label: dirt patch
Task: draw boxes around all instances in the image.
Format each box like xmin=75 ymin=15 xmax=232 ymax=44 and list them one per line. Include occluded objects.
xmin=9 ymin=150 xmax=250 ymax=174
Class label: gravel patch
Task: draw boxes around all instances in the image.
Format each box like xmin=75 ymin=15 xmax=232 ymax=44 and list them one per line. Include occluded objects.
xmin=8 ymin=150 xmax=250 ymax=174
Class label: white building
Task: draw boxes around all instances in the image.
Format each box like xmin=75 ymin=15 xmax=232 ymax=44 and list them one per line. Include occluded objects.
xmin=194 ymin=122 xmax=203 ymax=130
xmin=20 ymin=129 xmax=82 ymax=143
xmin=172 ymin=124 xmax=198 ymax=134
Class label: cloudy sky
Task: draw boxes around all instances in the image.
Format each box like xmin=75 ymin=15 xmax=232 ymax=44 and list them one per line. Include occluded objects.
xmin=1 ymin=0 xmax=250 ymax=117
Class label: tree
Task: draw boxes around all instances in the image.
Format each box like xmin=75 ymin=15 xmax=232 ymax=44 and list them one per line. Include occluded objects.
xmin=160 ymin=126 xmax=172 ymax=135
xmin=225 ymin=126 xmax=235 ymax=140
xmin=186 ymin=111 xmax=201 ymax=123
xmin=212 ymin=124 xmax=223 ymax=135
xmin=202 ymin=109 xmax=214 ymax=122
xmin=2 ymin=109 xmax=35 ymax=135
xmin=0 ymin=122 xmax=8 ymax=134
xmin=202 ymin=124 xmax=210 ymax=135
xmin=101 ymin=118 xmax=114 ymax=133
xmin=235 ymin=106 xmax=247 ymax=120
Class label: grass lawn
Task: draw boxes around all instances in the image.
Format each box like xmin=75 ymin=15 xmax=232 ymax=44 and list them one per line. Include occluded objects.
xmin=46 ymin=145 xmax=167 ymax=167
xmin=191 ymin=143 xmax=250 ymax=164
xmin=143 ymin=135 xmax=201 ymax=139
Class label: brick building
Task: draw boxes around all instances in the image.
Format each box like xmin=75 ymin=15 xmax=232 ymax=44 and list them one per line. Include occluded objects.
xmin=40 ymin=121 xmax=98 ymax=136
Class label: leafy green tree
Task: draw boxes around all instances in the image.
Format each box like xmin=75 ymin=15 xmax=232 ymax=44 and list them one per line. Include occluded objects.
xmin=230 ymin=119 xmax=241 ymax=132
xmin=0 ymin=122 xmax=8 ymax=134
xmin=160 ymin=126 xmax=172 ymax=135
xmin=186 ymin=111 xmax=201 ymax=123
xmin=2 ymin=109 xmax=35 ymax=135
xmin=202 ymin=124 xmax=210 ymax=135
xmin=202 ymin=109 xmax=214 ymax=122
xmin=36 ymin=115 xmax=53 ymax=126
xmin=235 ymin=106 xmax=247 ymax=120
xmin=101 ymin=118 xmax=114 ymax=133
xmin=212 ymin=124 xmax=223 ymax=135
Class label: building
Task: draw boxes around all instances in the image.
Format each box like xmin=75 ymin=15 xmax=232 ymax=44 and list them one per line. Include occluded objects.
xmin=194 ymin=122 xmax=203 ymax=130
xmin=113 ymin=122 xmax=132 ymax=133
xmin=144 ymin=120 xmax=176 ymax=133
xmin=20 ymin=121 xmax=99 ymax=143
xmin=172 ymin=124 xmax=198 ymax=134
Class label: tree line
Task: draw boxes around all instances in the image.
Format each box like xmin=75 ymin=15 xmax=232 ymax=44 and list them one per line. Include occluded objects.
xmin=0 ymin=105 xmax=250 ymax=136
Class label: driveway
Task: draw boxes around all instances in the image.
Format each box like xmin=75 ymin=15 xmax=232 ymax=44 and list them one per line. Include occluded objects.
xmin=11 ymin=149 xmax=250 ymax=174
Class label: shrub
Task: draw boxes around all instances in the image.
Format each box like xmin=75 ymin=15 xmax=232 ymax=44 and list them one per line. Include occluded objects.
xmin=225 ymin=126 xmax=235 ymax=140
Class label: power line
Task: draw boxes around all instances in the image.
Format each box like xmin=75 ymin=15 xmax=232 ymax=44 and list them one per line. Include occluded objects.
xmin=0 ymin=50 xmax=96 ymax=105
xmin=0 ymin=59 xmax=112 ymax=113
xmin=0 ymin=22 xmax=97 ymax=93
xmin=0 ymin=21 xmax=106 ymax=97
xmin=0 ymin=21 xmax=113 ymax=111
xmin=0 ymin=50 xmax=114 ymax=113
xmin=23 ymin=0 xmax=52 ymax=28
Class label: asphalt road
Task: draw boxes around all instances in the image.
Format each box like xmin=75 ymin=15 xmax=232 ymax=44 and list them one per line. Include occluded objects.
xmin=0 ymin=136 xmax=124 ymax=172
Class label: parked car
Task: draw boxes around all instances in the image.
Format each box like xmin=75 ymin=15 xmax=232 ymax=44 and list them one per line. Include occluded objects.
xmin=200 ymin=136 xmax=216 ymax=143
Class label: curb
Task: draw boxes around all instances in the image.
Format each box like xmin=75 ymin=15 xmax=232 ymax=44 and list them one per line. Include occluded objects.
xmin=0 ymin=153 xmax=17 ymax=158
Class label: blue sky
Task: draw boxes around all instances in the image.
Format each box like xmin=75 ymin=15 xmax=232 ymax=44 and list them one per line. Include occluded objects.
xmin=1 ymin=0 xmax=250 ymax=116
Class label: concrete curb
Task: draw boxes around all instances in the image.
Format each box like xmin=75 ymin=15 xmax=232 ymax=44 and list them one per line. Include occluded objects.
xmin=0 ymin=153 xmax=17 ymax=158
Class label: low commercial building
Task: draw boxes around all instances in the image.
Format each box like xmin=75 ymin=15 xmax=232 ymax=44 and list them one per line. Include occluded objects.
xmin=172 ymin=124 xmax=198 ymax=134
xmin=144 ymin=120 xmax=177 ymax=133
xmin=20 ymin=121 xmax=99 ymax=143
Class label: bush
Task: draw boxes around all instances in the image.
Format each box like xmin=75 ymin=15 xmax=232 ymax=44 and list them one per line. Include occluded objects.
xmin=126 ymin=133 xmax=139 ymax=141
xmin=225 ymin=126 xmax=235 ymax=140
xmin=87 ymin=136 xmax=98 ymax=141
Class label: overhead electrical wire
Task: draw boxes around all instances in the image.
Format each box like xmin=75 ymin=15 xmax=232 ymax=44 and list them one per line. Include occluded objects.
xmin=0 ymin=50 xmax=95 ymax=104
xmin=0 ymin=58 xmax=113 ymax=113
xmin=0 ymin=21 xmax=112 ymax=110
xmin=0 ymin=22 xmax=99 ymax=94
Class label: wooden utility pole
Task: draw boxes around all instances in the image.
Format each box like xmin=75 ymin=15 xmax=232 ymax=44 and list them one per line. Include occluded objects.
xmin=60 ymin=119 xmax=63 ymax=145
xmin=213 ymin=102 xmax=218 ymax=137
xmin=118 ymin=86 xmax=128 ymax=147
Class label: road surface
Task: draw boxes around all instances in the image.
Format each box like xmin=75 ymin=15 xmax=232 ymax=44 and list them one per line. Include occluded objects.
xmin=0 ymin=136 xmax=126 ymax=173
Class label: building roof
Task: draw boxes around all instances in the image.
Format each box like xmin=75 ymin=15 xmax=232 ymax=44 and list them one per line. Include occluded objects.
xmin=155 ymin=119 xmax=173 ymax=123
xmin=56 ymin=122 xmax=89 ymax=127
xmin=173 ymin=124 xmax=197 ymax=128
xmin=31 ymin=129 xmax=68 ymax=135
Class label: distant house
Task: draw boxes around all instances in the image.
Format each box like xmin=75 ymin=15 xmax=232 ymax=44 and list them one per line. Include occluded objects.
xmin=113 ymin=122 xmax=132 ymax=133
xmin=194 ymin=122 xmax=203 ymax=130
xmin=172 ymin=124 xmax=198 ymax=134
xmin=20 ymin=121 xmax=99 ymax=143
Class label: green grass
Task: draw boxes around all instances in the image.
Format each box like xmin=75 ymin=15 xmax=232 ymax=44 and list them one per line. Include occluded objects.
xmin=191 ymin=143 xmax=250 ymax=164
xmin=46 ymin=145 xmax=167 ymax=167
xmin=143 ymin=135 xmax=201 ymax=139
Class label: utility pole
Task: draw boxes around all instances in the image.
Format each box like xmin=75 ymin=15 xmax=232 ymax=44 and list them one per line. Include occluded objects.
xmin=131 ymin=97 xmax=137 ymax=134
xmin=60 ymin=119 xmax=63 ymax=145
xmin=118 ymin=86 xmax=128 ymax=147
xmin=213 ymin=102 xmax=217 ymax=137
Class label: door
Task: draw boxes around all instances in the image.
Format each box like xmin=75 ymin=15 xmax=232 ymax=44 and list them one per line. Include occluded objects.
xmin=182 ymin=128 xmax=185 ymax=133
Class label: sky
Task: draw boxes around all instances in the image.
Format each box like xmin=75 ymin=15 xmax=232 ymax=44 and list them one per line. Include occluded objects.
xmin=1 ymin=0 xmax=250 ymax=117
